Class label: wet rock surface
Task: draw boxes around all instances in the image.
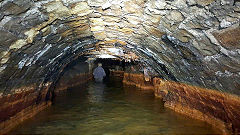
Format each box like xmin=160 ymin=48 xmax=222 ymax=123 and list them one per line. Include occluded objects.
xmin=123 ymin=72 xmax=155 ymax=90
xmin=0 ymin=0 xmax=239 ymax=133
xmin=153 ymin=77 xmax=240 ymax=134
xmin=0 ymin=0 xmax=239 ymax=95
xmin=123 ymin=72 xmax=240 ymax=134
xmin=0 ymin=83 xmax=52 ymax=134
xmin=54 ymin=60 xmax=92 ymax=92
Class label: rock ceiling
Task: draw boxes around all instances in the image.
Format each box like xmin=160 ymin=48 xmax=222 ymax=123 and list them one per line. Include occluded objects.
xmin=0 ymin=0 xmax=240 ymax=95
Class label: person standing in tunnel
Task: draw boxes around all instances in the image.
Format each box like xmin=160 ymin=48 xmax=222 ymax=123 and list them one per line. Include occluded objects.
xmin=144 ymin=67 xmax=151 ymax=82
xmin=93 ymin=63 xmax=106 ymax=82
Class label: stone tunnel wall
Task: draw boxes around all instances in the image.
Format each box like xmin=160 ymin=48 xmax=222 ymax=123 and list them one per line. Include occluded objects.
xmin=153 ymin=77 xmax=240 ymax=134
xmin=0 ymin=82 xmax=52 ymax=134
xmin=54 ymin=61 xmax=92 ymax=92
xmin=0 ymin=0 xmax=239 ymax=96
xmin=0 ymin=57 xmax=92 ymax=134
xmin=0 ymin=0 xmax=240 ymax=133
xmin=122 ymin=72 xmax=240 ymax=134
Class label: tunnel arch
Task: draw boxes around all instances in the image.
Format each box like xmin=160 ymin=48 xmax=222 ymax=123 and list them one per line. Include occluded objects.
xmin=0 ymin=0 xmax=240 ymax=134
xmin=0 ymin=0 xmax=239 ymax=95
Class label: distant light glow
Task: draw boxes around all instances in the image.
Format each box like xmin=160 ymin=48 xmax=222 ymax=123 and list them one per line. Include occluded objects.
xmin=97 ymin=54 xmax=117 ymax=59
xmin=107 ymin=48 xmax=124 ymax=56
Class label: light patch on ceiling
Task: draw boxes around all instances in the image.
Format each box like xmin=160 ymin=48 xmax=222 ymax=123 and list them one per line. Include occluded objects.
xmin=93 ymin=47 xmax=124 ymax=59
xmin=106 ymin=48 xmax=124 ymax=56
xmin=97 ymin=54 xmax=117 ymax=59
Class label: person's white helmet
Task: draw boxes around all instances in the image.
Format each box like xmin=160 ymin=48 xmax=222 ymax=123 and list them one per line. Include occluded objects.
xmin=98 ymin=63 xmax=102 ymax=66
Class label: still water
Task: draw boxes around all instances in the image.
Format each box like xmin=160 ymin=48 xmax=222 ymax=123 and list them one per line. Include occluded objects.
xmin=11 ymin=78 xmax=220 ymax=134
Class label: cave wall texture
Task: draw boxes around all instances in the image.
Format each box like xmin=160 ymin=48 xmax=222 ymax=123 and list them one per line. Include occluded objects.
xmin=0 ymin=0 xmax=240 ymax=96
xmin=0 ymin=0 xmax=240 ymax=133
xmin=122 ymin=72 xmax=240 ymax=133
xmin=54 ymin=59 xmax=92 ymax=92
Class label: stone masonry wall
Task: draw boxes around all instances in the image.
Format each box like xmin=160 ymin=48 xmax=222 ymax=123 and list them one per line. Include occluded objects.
xmin=0 ymin=0 xmax=240 ymax=133
xmin=1 ymin=0 xmax=240 ymax=96
xmin=0 ymin=82 xmax=52 ymax=134
xmin=123 ymin=72 xmax=240 ymax=134
xmin=55 ymin=61 xmax=93 ymax=92
xmin=122 ymin=72 xmax=155 ymax=90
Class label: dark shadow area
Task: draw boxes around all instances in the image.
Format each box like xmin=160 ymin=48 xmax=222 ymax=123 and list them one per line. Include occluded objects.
xmin=93 ymin=58 xmax=123 ymax=81
xmin=93 ymin=58 xmax=142 ymax=80
xmin=49 ymin=56 xmax=91 ymax=102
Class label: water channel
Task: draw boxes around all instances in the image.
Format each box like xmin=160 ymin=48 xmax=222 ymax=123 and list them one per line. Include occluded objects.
xmin=10 ymin=78 xmax=220 ymax=134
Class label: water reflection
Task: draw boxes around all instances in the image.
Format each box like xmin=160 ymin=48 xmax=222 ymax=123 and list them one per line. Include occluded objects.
xmin=87 ymin=82 xmax=105 ymax=103
xmin=10 ymin=78 xmax=220 ymax=135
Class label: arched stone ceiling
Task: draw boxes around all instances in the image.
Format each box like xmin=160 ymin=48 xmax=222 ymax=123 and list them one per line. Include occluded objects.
xmin=0 ymin=0 xmax=240 ymax=95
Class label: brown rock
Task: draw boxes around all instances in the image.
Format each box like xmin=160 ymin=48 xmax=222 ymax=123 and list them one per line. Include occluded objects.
xmin=123 ymin=73 xmax=155 ymax=90
xmin=101 ymin=5 xmax=123 ymax=16
xmin=143 ymin=25 xmax=165 ymax=38
xmin=101 ymin=16 xmax=120 ymax=23
xmin=44 ymin=1 xmax=71 ymax=18
xmin=122 ymin=0 xmax=143 ymax=15
xmin=94 ymin=31 xmax=107 ymax=40
xmin=0 ymin=30 xmax=18 ymax=49
xmin=153 ymin=78 xmax=240 ymax=134
xmin=213 ymin=26 xmax=240 ymax=49
xmin=173 ymin=29 xmax=193 ymax=43
xmin=41 ymin=26 xmax=51 ymax=37
xmin=1 ymin=2 xmax=29 ymax=15
xmin=125 ymin=15 xmax=142 ymax=25
xmin=166 ymin=10 xmax=184 ymax=22
xmin=90 ymin=18 xmax=105 ymax=26
xmin=118 ymin=28 xmax=134 ymax=35
xmin=71 ymin=2 xmax=92 ymax=16
xmin=195 ymin=0 xmax=216 ymax=6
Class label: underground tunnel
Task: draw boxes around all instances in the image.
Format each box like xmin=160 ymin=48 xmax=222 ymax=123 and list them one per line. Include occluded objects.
xmin=0 ymin=0 xmax=240 ymax=134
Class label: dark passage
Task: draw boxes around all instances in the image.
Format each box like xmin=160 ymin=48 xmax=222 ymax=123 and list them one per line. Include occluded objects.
xmin=10 ymin=78 xmax=220 ymax=134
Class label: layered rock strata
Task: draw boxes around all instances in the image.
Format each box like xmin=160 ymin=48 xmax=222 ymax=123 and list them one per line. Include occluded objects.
xmin=110 ymin=70 xmax=124 ymax=78
xmin=123 ymin=73 xmax=155 ymax=90
xmin=0 ymin=83 xmax=52 ymax=134
xmin=122 ymin=73 xmax=240 ymax=134
xmin=0 ymin=0 xmax=240 ymax=133
xmin=1 ymin=0 xmax=240 ymax=95
xmin=55 ymin=73 xmax=92 ymax=92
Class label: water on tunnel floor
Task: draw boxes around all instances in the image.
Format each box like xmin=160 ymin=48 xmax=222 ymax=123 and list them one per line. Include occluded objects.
xmin=10 ymin=78 xmax=220 ymax=135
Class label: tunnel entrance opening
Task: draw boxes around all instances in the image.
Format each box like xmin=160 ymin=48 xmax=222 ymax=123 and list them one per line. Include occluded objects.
xmin=9 ymin=77 xmax=220 ymax=135
xmin=92 ymin=58 xmax=141 ymax=80
xmin=93 ymin=58 xmax=125 ymax=80
xmin=53 ymin=56 xmax=142 ymax=93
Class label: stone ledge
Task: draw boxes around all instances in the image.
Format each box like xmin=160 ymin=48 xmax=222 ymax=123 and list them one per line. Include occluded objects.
xmin=0 ymin=72 xmax=92 ymax=134
xmin=55 ymin=73 xmax=93 ymax=92
xmin=153 ymin=78 xmax=240 ymax=134
xmin=110 ymin=70 xmax=124 ymax=78
xmin=0 ymin=101 xmax=51 ymax=134
xmin=122 ymin=73 xmax=154 ymax=90
xmin=0 ymin=83 xmax=52 ymax=134
xmin=123 ymin=72 xmax=240 ymax=134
